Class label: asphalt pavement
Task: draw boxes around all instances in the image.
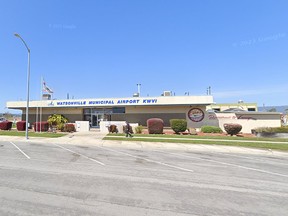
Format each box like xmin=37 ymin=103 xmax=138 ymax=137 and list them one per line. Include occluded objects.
xmin=1 ymin=131 xmax=288 ymax=216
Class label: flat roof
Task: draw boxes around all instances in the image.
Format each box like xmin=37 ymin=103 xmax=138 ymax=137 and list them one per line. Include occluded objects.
xmin=7 ymin=95 xmax=214 ymax=109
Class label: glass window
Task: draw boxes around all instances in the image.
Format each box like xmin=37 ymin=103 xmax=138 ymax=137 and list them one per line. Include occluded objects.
xmin=112 ymin=107 xmax=125 ymax=113
xmin=248 ymin=108 xmax=256 ymax=111
xmin=83 ymin=108 xmax=91 ymax=114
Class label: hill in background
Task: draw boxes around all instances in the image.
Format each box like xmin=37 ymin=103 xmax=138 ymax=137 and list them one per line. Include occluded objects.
xmin=258 ymin=105 xmax=288 ymax=113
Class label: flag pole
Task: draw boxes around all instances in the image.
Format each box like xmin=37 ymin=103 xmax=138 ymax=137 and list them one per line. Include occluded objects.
xmin=35 ymin=77 xmax=41 ymax=133
xmin=40 ymin=76 xmax=43 ymax=133
xmin=36 ymin=106 xmax=38 ymax=132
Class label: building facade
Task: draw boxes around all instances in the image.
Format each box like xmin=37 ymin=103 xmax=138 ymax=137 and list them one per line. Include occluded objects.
xmin=7 ymin=95 xmax=214 ymax=127
xmin=7 ymin=96 xmax=281 ymax=133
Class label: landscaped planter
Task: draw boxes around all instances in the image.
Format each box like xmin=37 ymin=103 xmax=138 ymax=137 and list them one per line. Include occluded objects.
xmin=0 ymin=121 xmax=12 ymax=130
xmin=16 ymin=121 xmax=26 ymax=131
xmin=256 ymin=132 xmax=288 ymax=138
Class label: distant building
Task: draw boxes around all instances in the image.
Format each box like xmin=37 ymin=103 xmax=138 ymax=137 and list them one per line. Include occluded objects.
xmin=207 ymin=103 xmax=258 ymax=112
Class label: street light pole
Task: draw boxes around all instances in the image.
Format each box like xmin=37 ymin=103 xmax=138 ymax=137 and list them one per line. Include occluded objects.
xmin=14 ymin=33 xmax=30 ymax=140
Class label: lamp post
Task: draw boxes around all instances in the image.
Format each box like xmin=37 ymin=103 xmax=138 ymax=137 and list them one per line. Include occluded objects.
xmin=14 ymin=33 xmax=30 ymax=140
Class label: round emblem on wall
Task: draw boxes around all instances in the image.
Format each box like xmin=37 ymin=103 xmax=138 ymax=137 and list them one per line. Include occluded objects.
xmin=188 ymin=108 xmax=205 ymax=122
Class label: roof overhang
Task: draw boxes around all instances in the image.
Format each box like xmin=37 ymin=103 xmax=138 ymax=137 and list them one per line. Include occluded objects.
xmin=7 ymin=95 xmax=214 ymax=109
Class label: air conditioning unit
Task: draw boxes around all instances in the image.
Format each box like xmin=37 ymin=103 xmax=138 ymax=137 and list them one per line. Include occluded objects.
xmin=163 ymin=91 xmax=172 ymax=96
xmin=42 ymin=94 xmax=51 ymax=100
xmin=133 ymin=93 xmax=139 ymax=97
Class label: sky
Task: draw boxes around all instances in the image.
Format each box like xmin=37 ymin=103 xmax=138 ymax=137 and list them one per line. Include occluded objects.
xmin=1 ymin=0 xmax=287 ymax=113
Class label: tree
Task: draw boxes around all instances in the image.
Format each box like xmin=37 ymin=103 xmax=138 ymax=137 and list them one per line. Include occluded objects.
xmin=47 ymin=114 xmax=68 ymax=130
xmin=268 ymin=108 xmax=277 ymax=112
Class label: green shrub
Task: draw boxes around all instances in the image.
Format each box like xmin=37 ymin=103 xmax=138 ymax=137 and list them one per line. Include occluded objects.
xmin=47 ymin=114 xmax=68 ymax=130
xmin=224 ymin=123 xmax=242 ymax=136
xmin=170 ymin=119 xmax=187 ymax=134
xmin=255 ymin=127 xmax=288 ymax=133
xmin=201 ymin=125 xmax=222 ymax=133
xmin=58 ymin=123 xmax=65 ymax=131
xmin=147 ymin=118 xmax=164 ymax=134
xmin=135 ymin=125 xmax=144 ymax=134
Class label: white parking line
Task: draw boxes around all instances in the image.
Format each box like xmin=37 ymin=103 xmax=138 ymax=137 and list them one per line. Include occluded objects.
xmin=9 ymin=142 xmax=30 ymax=159
xmin=154 ymin=150 xmax=288 ymax=178
xmin=95 ymin=145 xmax=194 ymax=173
xmin=215 ymin=152 xmax=288 ymax=166
xmin=52 ymin=143 xmax=105 ymax=166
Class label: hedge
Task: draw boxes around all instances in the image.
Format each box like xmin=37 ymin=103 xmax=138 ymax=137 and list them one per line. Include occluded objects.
xmin=201 ymin=125 xmax=222 ymax=133
xmin=254 ymin=127 xmax=288 ymax=133
xmin=34 ymin=122 xmax=49 ymax=132
xmin=62 ymin=123 xmax=76 ymax=132
xmin=0 ymin=121 xmax=12 ymax=130
xmin=16 ymin=121 xmax=26 ymax=131
xmin=147 ymin=118 xmax=164 ymax=134
xmin=224 ymin=123 xmax=242 ymax=136
xmin=170 ymin=119 xmax=187 ymax=134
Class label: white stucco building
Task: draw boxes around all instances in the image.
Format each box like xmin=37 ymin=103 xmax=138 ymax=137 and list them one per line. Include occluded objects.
xmin=7 ymin=95 xmax=281 ymax=133
xmin=7 ymin=95 xmax=213 ymax=128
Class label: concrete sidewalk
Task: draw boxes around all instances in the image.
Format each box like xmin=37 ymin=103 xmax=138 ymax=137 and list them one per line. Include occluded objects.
xmin=1 ymin=131 xmax=288 ymax=157
xmin=0 ymin=131 xmax=106 ymax=144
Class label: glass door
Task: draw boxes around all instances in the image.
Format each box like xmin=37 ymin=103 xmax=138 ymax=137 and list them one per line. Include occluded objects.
xmin=84 ymin=108 xmax=110 ymax=128
xmin=91 ymin=114 xmax=104 ymax=127
xmin=91 ymin=115 xmax=98 ymax=127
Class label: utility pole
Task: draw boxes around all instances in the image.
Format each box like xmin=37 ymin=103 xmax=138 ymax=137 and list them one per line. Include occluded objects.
xmin=207 ymin=86 xmax=211 ymax=95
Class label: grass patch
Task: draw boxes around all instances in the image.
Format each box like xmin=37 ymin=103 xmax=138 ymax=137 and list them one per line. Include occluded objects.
xmin=104 ymin=133 xmax=288 ymax=151
xmin=0 ymin=130 xmax=67 ymax=138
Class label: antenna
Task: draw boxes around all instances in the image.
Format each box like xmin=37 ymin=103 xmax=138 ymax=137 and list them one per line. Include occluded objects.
xmin=137 ymin=83 xmax=141 ymax=97
xmin=207 ymin=86 xmax=211 ymax=95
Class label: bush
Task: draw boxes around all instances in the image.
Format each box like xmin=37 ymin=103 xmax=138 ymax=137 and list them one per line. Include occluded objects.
xmin=255 ymin=127 xmax=288 ymax=133
xmin=170 ymin=119 xmax=187 ymax=134
xmin=34 ymin=122 xmax=49 ymax=132
xmin=135 ymin=125 xmax=144 ymax=134
xmin=201 ymin=125 xmax=222 ymax=133
xmin=108 ymin=124 xmax=118 ymax=133
xmin=16 ymin=121 xmax=26 ymax=131
xmin=147 ymin=118 xmax=164 ymax=134
xmin=57 ymin=123 xmax=65 ymax=131
xmin=0 ymin=121 xmax=12 ymax=130
xmin=62 ymin=123 xmax=76 ymax=132
xmin=224 ymin=123 xmax=242 ymax=136
xmin=47 ymin=114 xmax=68 ymax=130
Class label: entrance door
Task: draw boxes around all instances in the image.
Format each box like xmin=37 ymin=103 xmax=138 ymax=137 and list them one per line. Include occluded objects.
xmin=91 ymin=114 xmax=104 ymax=127
xmin=91 ymin=115 xmax=98 ymax=127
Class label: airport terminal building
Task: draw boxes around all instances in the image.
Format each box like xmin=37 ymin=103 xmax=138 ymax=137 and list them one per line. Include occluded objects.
xmin=7 ymin=95 xmax=214 ymax=128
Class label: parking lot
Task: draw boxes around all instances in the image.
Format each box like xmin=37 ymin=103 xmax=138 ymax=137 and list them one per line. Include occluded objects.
xmin=1 ymin=138 xmax=288 ymax=216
